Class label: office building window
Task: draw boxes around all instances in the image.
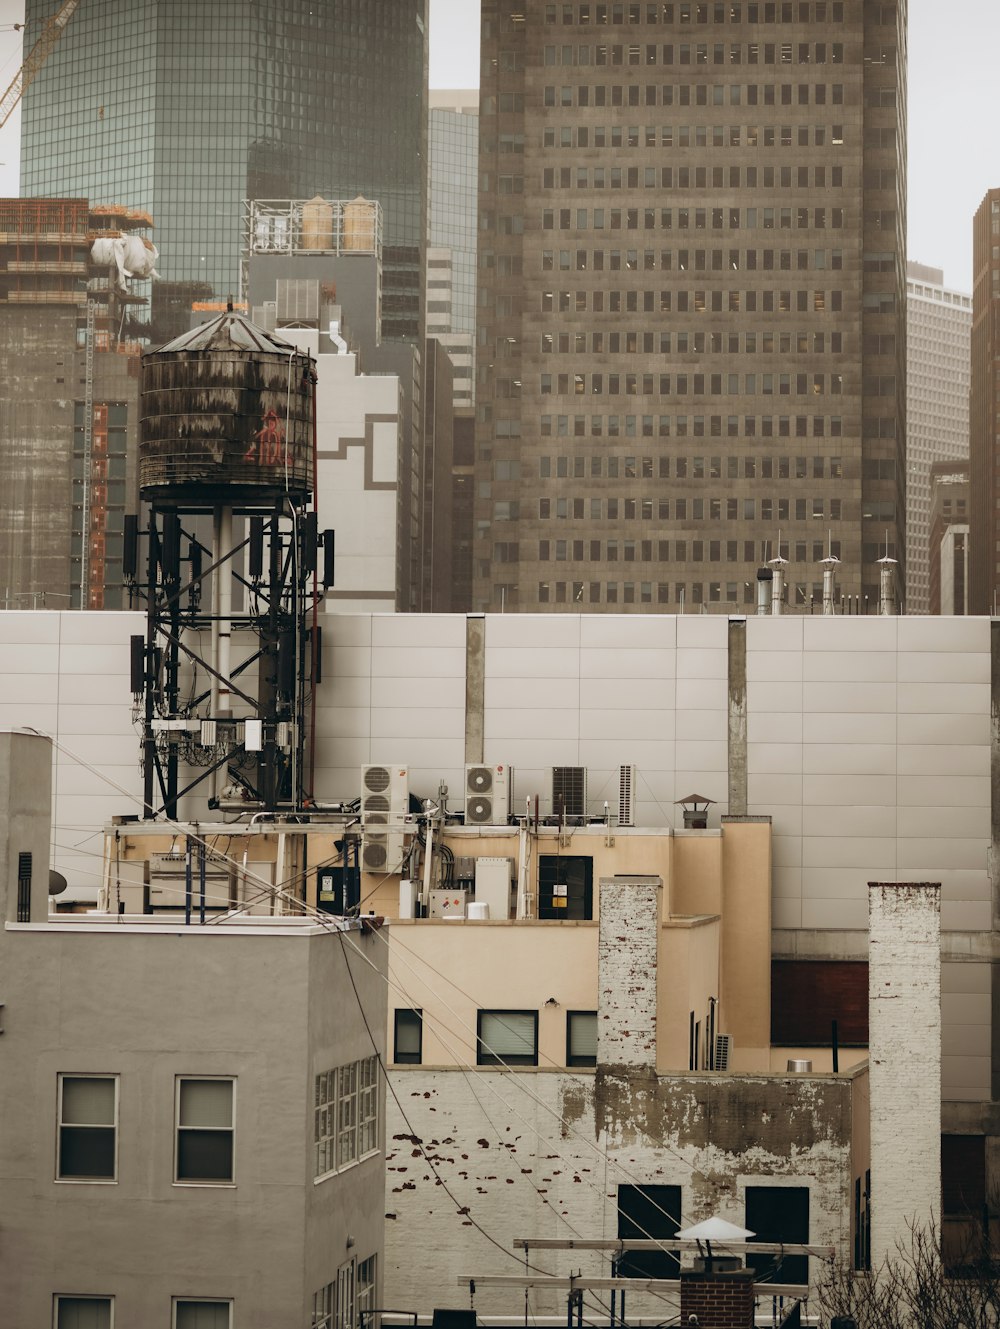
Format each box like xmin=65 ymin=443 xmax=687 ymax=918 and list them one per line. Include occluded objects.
xmin=175 ymin=1078 xmax=234 ymax=1185
xmin=314 ymin=1056 xmax=379 ymax=1179
xmin=57 ymin=1075 xmax=118 ymax=1181
xmin=173 ymin=1300 xmax=232 ymax=1328
xmin=567 ymin=1010 xmax=598 ymax=1067
xmin=394 ymin=1009 xmax=423 ymax=1064
xmin=477 ymin=1010 xmax=539 ymax=1066
xmin=54 ymin=1296 xmax=113 ymax=1329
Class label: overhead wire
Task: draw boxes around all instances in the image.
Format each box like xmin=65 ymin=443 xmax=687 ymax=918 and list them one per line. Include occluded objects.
xmin=26 ymin=728 xmax=763 ymax=1299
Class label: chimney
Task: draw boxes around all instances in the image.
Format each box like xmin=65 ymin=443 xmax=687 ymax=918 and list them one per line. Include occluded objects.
xmin=868 ymin=882 xmax=941 ymax=1265
xmin=768 ymin=553 xmax=787 ymax=615
xmin=755 ymin=567 xmax=773 ymax=615
xmin=680 ymin=1267 xmax=755 ymax=1329
xmin=597 ymin=875 xmax=660 ymax=1068
xmin=877 ymin=553 xmax=898 ymax=615
xmin=820 ymin=552 xmax=839 ymax=615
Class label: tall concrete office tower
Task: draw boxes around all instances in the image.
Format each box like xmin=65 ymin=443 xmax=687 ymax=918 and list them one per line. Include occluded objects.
xmin=475 ymin=1 xmax=906 ymax=614
xmin=970 ymin=189 xmax=1000 ymax=616
xmin=20 ymin=0 xmax=428 ymax=343
xmin=905 ymin=262 xmax=970 ymax=616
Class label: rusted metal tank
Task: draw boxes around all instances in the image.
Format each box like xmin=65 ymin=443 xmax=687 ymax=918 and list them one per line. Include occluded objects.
xmin=140 ymin=310 xmax=314 ymax=505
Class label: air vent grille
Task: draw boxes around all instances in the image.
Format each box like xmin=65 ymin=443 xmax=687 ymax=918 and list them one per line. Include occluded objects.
xmin=552 ymin=766 xmax=587 ymax=819
xmin=714 ymin=1034 xmax=733 ymax=1072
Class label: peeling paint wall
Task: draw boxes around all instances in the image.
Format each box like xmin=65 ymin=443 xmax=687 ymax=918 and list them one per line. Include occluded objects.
xmin=868 ymin=881 xmax=941 ymax=1263
xmin=599 ymin=876 xmax=660 ymax=1068
xmin=383 ymin=1068 xmax=854 ymax=1319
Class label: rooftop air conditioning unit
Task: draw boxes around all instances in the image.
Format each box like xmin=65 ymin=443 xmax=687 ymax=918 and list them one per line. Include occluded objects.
xmin=618 ymin=763 xmax=636 ymax=827
xmin=361 ymin=764 xmax=408 ymax=824
xmin=552 ymin=765 xmax=587 ymax=820
xmin=362 ymin=828 xmax=405 ymax=874
xmin=465 ymin=763 xmax=512 ymax=825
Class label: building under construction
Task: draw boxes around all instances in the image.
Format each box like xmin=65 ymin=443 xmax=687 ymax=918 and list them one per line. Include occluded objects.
xmin=0 ymin=196 xmax=155 ymax=609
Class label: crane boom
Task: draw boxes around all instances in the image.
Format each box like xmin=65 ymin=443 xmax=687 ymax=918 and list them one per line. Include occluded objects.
xmin=0 ymin=0 xmax=81 ymax=132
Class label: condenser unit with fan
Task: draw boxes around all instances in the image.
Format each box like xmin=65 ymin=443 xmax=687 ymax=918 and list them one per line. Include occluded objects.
xmin=361 ymin=828 xmax=405 ymax=874
xmin=464 ymin=763 xmax=512 ymax=825
xmin=360 ymin=764 xmax=408 ymax=822
xmin=360 ymin=765 xmax=408 ymax=875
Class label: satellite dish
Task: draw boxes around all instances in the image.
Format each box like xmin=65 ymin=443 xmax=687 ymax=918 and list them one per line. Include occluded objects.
xmin=48 ymin=870 xmax=68 ymax=896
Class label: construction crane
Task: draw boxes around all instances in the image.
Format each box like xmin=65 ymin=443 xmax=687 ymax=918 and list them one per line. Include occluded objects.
xmin=0 ymin=0 xmax=81 ymax=132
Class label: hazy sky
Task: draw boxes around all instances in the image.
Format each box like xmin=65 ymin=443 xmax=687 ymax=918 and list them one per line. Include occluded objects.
xmin=1 ymin=0 xmax=997 ymax=290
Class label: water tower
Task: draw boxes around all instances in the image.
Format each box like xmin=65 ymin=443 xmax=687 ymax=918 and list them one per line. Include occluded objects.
xmin=127 ymin=307 xmax=333 ymax=818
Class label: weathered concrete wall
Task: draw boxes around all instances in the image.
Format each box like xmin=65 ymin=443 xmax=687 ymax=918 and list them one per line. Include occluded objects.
xmin=599 ymin=876 xmax=660 ymax=1068
xmin=868 ymin=882 xmax=941 ymax=1264
xmin=383 ymin=1067 xmax=854 ymax=1319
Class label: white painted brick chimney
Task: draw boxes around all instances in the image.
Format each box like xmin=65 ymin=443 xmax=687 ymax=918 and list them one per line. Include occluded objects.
xmin=598 ymin=874 xmax=660 ymax=1067
xmin=868 ymin=881 xmax=941 ymax=1266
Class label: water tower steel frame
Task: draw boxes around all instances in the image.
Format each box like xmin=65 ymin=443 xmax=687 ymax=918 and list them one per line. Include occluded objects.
xmin=129 ymin=310 xmax=332 ymax=819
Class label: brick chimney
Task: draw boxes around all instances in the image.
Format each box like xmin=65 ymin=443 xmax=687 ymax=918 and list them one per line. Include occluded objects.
xmin=679 ymin=1266 xmax=755 ymax=1329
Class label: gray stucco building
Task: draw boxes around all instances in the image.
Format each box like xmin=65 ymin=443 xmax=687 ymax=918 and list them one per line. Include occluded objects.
xmin=0 ymin=730 xmax=388 ymax=1328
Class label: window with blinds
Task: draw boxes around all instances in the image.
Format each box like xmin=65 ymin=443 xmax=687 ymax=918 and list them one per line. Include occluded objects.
xmin=477 ymin=1009 xmax=539 ymax=1066
xmin=566 ymin=1010 xmax=598 ymax=1067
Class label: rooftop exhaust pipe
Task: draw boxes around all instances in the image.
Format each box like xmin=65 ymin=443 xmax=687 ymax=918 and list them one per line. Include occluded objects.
xmin=755 ymin=567 xmax=773 ymax=615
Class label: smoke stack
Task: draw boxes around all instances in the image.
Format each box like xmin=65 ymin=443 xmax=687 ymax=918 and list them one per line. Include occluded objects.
xmin=820 ymin=553 xmax=839 ymax=615
xmin=868 ymin=882 xmax=941 ymax=1266
xmin=878 ymin=554 xmax=898 ymax=616
xmin=768 ymin=553 xmax=787 ymax=615
xmin=755 ymin=567 xmax=773 ymax=615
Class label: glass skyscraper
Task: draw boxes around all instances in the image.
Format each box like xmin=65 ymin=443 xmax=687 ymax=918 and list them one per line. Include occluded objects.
xmin=20 ymin=0 xmax=427 ymax=339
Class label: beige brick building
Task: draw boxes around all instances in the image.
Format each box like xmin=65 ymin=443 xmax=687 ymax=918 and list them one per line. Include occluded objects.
xmin=474 ymin=0 xmax=906 ymax=613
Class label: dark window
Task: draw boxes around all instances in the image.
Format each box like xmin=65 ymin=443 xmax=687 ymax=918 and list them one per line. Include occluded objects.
xmin=394 ymin=1009 xmax=423 ymax=1065
xmin=771 ymin=960 xmax=868 ymax=1044
xmin=477 ymin=1010 xmax=538 ymax=1066
xmin=176 ymin=1078 xmax=234 ymax=1183
xmin=538 ymin=855 xmax=594 ymax=919
xmin=58 ymin=1075 xmax=117 ymax=1180
xmin=55 ymin=1296 xmax=113 ymax=1328
xmin=618 ymin=1184 xmax=681 ymax=1278
xmin=745 ymin=1186 xmax=809 ymax=1284
xmin=854 ymin=1171 xmax=871 ymax=1270
xmin=566 ymin=1010 xmax=598 ymax=1067
xmin=942 ymin=1134 xmax=986 ymax=1216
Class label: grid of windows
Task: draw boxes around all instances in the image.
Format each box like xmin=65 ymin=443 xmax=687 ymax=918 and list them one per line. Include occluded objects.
xmin=21 ymin=0 xmax=426 ymax=330
xmin=314 ymin=1055 xmax=379 ymax=1179
xmin=475 ymin=0 xmax=905 ymax=613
